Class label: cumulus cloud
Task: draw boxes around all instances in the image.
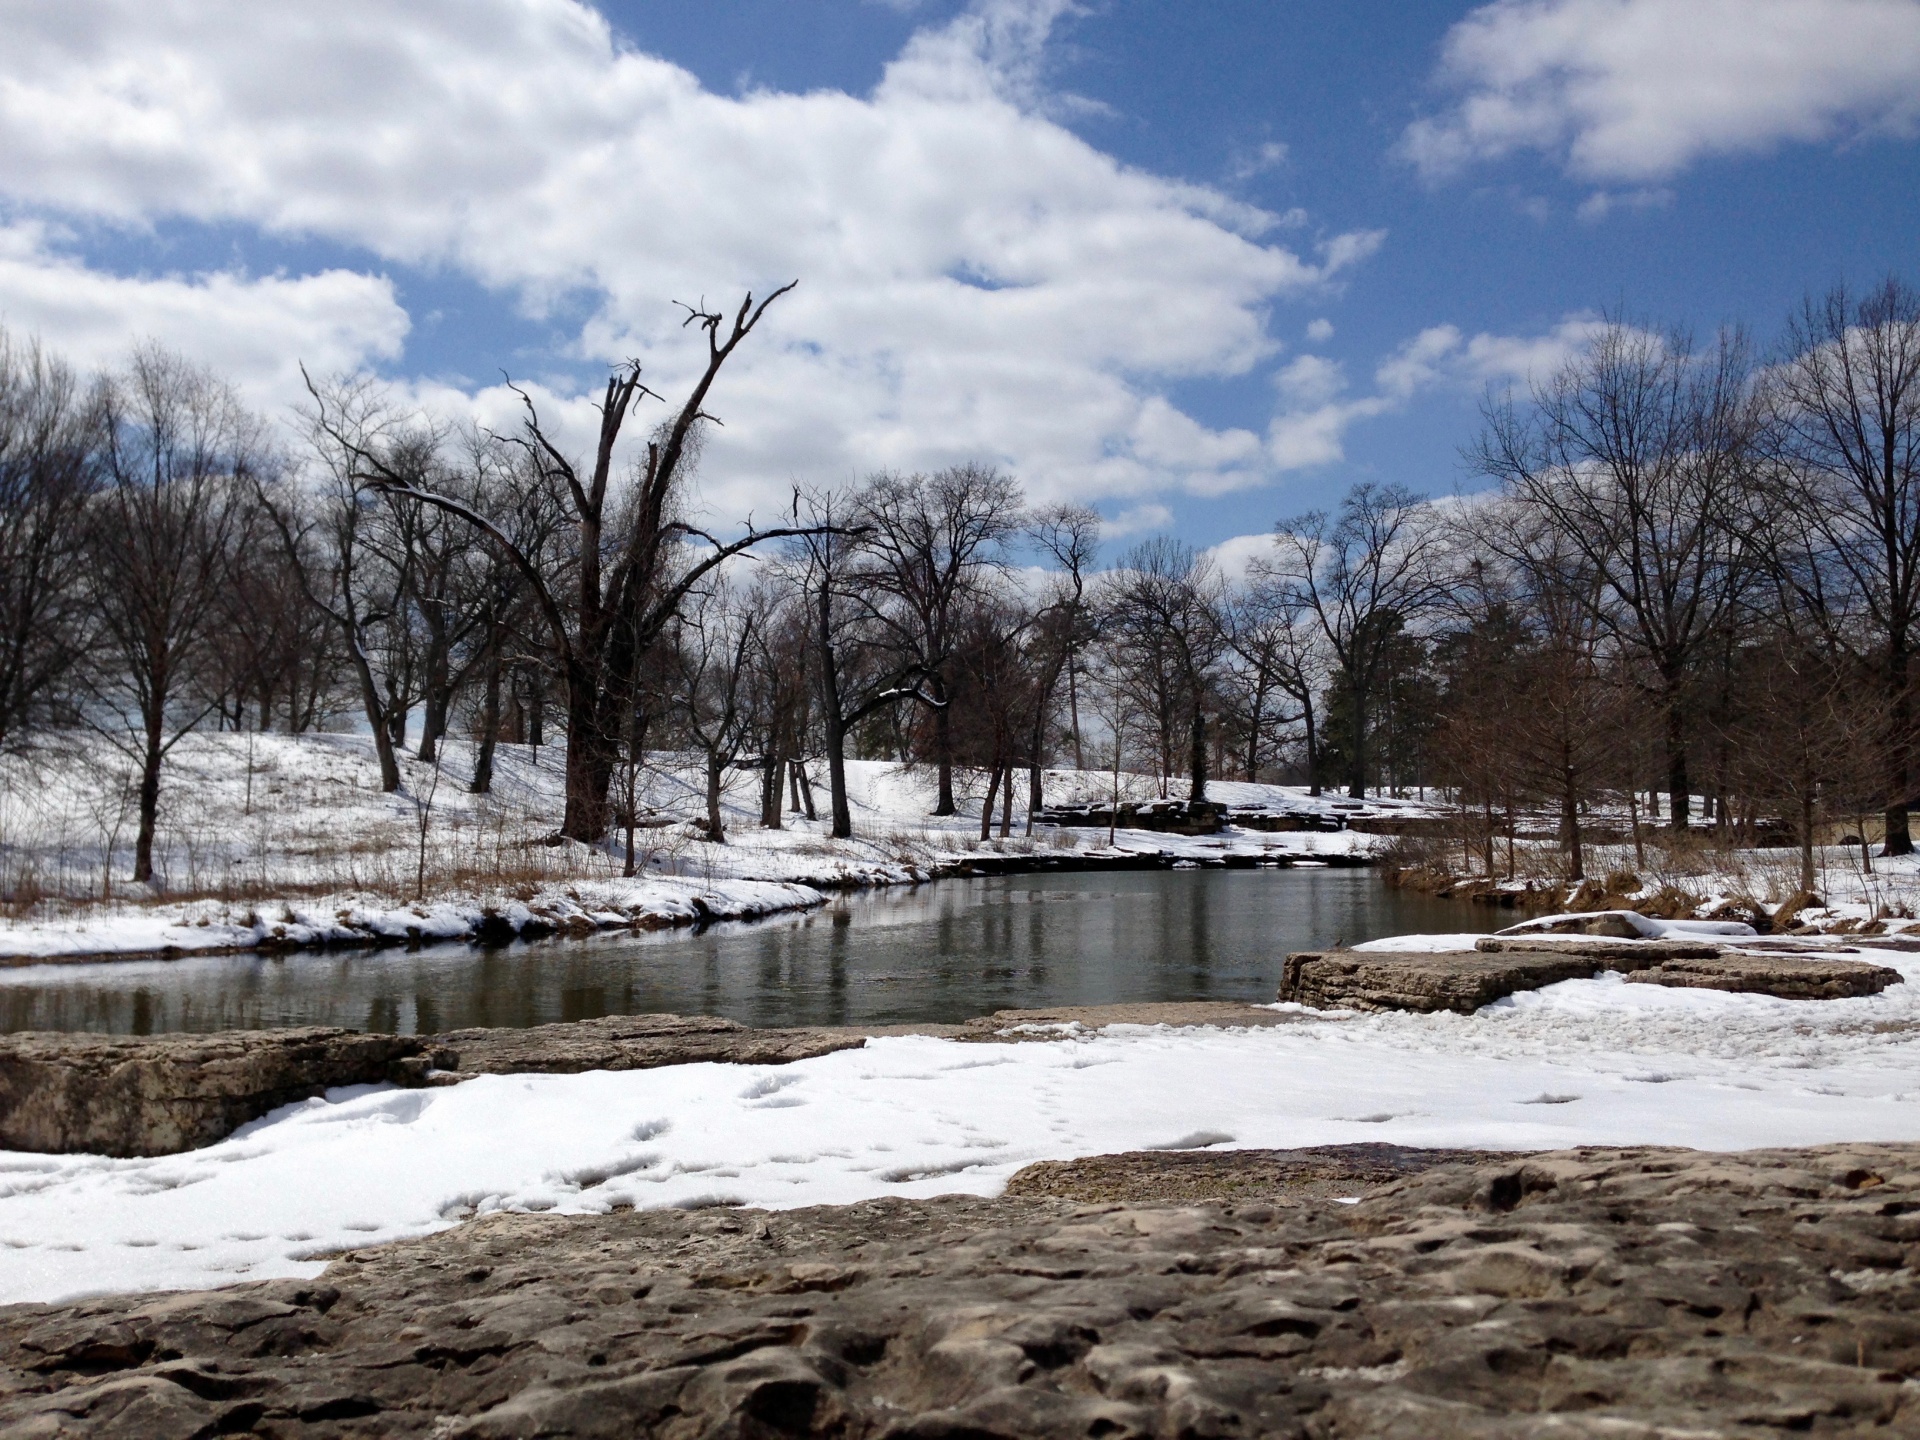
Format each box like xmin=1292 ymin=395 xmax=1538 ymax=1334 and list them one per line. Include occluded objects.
xmin=0 ymin=0 xmax=1381 ymax=512
xmin=1262 ymin=313 xmax=1606 ymax=472
xmin=0 ymin=223 xmax=407 ymax=407
xmin=1401 ymin=0 xmax=1920 ymax=182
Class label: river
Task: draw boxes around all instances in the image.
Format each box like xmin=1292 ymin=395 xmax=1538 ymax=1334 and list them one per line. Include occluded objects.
xmin=0 ymin=868 xmax=1501 ymax=1035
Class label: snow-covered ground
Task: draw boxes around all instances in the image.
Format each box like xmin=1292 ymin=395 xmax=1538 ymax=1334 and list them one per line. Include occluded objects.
xmin=0 ymin=732 xmax=1416 ymax=961
xmin=5 ymin=940 xmax=1917 ymax=1304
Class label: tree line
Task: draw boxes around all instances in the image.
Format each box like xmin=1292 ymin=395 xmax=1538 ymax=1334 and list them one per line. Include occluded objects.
xmin=1 ymin=278 xmax=1914 ymax=890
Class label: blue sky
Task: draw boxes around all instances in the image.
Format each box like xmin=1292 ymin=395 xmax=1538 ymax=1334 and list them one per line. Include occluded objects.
xmin=1 ymin=0 xmax=1916 ymax=555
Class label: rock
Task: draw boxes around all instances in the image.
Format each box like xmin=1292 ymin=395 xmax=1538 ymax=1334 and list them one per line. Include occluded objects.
xmin=1498 ymin=909 xmax=1652 ymax=938
xmin=0 ymin=1028 xmax=422 ymax=1159
xmin=5 ymin=1143 xmax=1920 ymax=1436
xmin=1279 ymin=950 xmax=1601 ymax=1013
xmin=956 ymin=1001 xmax=1298 ymax=1039
xmin=1624 ymin=952 xmax=1904 ymax=1000
xmin=423 ymin=1013 xmax=869 ymax=1079
xmin=1472 ymin=935 xmax=1722 ymax=961
xmin=1004 ymin=1142 xmax=1501 ymax=1204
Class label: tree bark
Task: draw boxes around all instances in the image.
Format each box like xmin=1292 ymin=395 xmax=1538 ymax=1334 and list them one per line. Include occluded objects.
xmin=1885 ymin=642 xmax=1913 ymax=854
xmin=1188 ymin=700 xmax=1209 ymax=804
xmin=470 ymin=658 xmax=500 ymax=795
xmin=1664 ymin=689 xmax=1689 ymax=829
xmin=932 ymin=676 xmax=955 ymax=815
xmin=706 ymin=751 xmax=727 ymax=844
xmin=132 ymin=709 xmax=164 ymax=885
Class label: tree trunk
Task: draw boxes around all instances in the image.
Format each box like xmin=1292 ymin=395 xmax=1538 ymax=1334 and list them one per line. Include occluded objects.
xmin=344 ymin=636 xmax=402 ymax=793
xmin=761 ymin=755 xmax=783 ymax=829
xmin=560 ymin=672 xmax=617 ymax=842
xmin=1885 ymin=642 xmax=1913 ymax=855
xmin=816 ymin=584 xmax=855 ymax=839
xmin=706 ymin=751 xmax=726 ymax=844
xmin=1067 ymin=658 xmax=1084 ymax=770
xmin=1346 ymin=678 xmax=1366 ymax=800
xmin=418 ymin=678 xmax=450 ymax=763
xmin=1562 ymin=770 xmax=1585 ymax=882
xmin=932 ymin=677 xmax=955 ymax=815
xmin=979 ymin=762 xmax=1001 ymax=842
xmin=1664 ymin=688 xmax=1689 ymax=829
xmin=999 ymin=762 xmax=1013 ymax=838
xmin=132 ymin=711 xmax=164 ymax=886
xmin=1027 ymin=760 xmax=1042 ymax=836
xmin=1188 ymin=699 xmax=1208 ymax=804
xmin=1800 ymin=786 xmax=1818 ymax=895
xmin=795 ymin=759 xmax=818 ymax=822
xmin=1302 ymin=689 xmax=1320 ymax=797
xmin=471 ymin=658 xmax=500 ymax=795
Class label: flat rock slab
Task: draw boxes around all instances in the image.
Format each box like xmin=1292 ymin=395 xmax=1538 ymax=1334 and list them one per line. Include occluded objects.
xmin=1472 ymin=935 xmax=1723 ymax=961
xmin=1627 ymin=952 xmax=1904 ymax=1000
xmin=4 ymin=1143 xmax=1919 ymax=1437
xmin=423 ymin=1014 xmax=869 ymax=1080
xmin=1280 ymin=949 xmax=1601 ymax=1014
xmin=1284 ymin=945 xmax=1906 ymax=1013
xmin=957 ymin=1001 xmax=1297 ymax=1038
xmin=1004 ymin=1142 xmax=1502 ymax=1204
xmin=0 ymin=1028 xmax=422 ymax=1158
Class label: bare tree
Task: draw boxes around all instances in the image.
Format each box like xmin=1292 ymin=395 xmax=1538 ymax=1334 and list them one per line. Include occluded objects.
xmin=1471 ymin=321 xmax=1759 ymax=828
xmin=317 ymin=287 xmax=810 ymax=842
xmin=0 ymin=331 xmax=102 ymax=750
xmin=1020 ymin=503 xmax=1101 ymax=820
xmin=1271 ymin=483 xmax=1444 ymax=799
xmin=1765 ymin=277 xmax=1920 ymax=854
xmin=787 ymin=485 xmax=926 ymax=839
xmin=87 ymin=347 xmax=259 ymax=884
xmin=665 ymin=578 xmax=763 ymax=844
xmin=1103 ymin=538 xmax=1227 ymax=803
xmin=854 ymin=464 xmax=1024 ymax=814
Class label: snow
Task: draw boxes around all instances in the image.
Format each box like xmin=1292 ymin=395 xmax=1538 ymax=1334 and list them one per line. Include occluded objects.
xmin=1351 ymin=933 xmax=1487 ymax=953
xmin=1499 ymin=910 xmax=1757 ymax=939
xmin=6 ymin=945 xmax=1918 ymax=1305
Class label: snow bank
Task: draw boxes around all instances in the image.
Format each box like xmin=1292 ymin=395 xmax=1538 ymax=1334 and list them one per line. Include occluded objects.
xmin=6 ymin=948 xmax=1919 ymax=1304
xmin=0 ymin=879 xmax=828 ymax=962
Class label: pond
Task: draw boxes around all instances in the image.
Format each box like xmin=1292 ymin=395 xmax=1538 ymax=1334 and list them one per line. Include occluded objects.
xmin=0 ymin=869 xmax=1503 ymax=1036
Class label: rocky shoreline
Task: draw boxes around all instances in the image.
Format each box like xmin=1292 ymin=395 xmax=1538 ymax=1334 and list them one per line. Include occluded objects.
xmin=3 ymin=1141 xmax=1915 ymax=1436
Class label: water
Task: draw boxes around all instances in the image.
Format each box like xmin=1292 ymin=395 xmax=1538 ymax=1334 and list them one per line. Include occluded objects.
xmin=0 ymin=869 xmax=1500 ymax=1036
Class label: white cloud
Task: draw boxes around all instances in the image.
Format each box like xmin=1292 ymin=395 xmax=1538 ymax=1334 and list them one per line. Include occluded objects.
xmin=1260 ymin=313 xmax=1606 ymax=472
xmin=1204 ymin=531 xmax=1274 ymax=584
xmin=0 ymin=0 xmax=1381 ymax=511
xmin=1100 ymin=502 xmax=1175 ymax=538
xmin=1305 ymin=317 xmax=1334 ymax=342
xmin=1401 ymin=0 xmax=1920 ymax=182
xmin=0 ymin=223 xmax=407 ymax=409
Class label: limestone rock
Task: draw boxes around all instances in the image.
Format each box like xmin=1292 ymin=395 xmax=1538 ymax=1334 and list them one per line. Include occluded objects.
xmin=1472 ymin=935 xmax=1720 ymax=962
xmin=0 ymin=1028 xmax=422 ymax=1158
xmin=1279 ymin=949 xmax=1599 ymax=1013
xmin=1004 ymin=1141 xmax=1499 ymax=1204
xmin=423 ymin=1013 xmax=868 ymax=1079
xmin=1625 ymin=952 xmax=1903 ymax=1000
xmin=4 ymin=1143 xmax=1919 ymax=1436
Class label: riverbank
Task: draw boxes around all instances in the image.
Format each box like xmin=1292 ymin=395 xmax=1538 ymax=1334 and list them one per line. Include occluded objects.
xmin=1386 ymin=841 xmax=1920 ymax=940
xmin=0 ymin=732 xmax=1421 ymax=964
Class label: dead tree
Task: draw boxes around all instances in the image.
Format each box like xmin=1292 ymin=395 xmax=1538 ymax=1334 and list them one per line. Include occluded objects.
xmin=317 ymin=286 xmax=809 ymax=842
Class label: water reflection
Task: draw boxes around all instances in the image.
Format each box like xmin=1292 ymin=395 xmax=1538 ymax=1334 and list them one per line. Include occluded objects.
xmin=0 ymin=869 xmax=1500 ymax=1036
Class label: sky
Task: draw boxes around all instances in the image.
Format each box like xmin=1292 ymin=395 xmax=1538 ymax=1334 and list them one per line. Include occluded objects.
xmin=0 ymin=0 xmax=1915 ymax=559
